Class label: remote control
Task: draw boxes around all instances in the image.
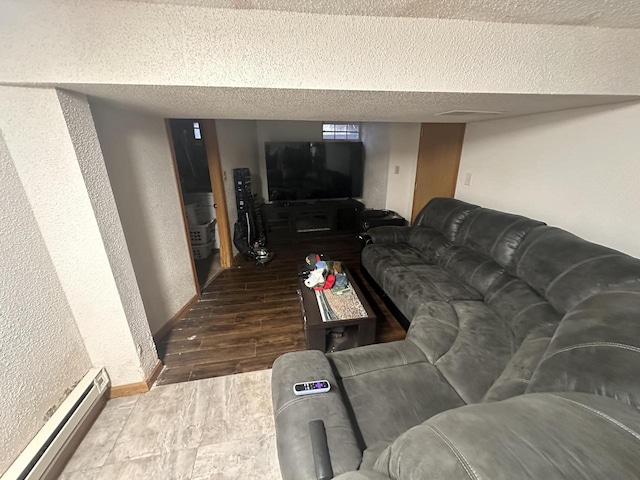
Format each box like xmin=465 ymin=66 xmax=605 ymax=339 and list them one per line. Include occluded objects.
xmin=293 ymin=380 xmax=331 ymax=396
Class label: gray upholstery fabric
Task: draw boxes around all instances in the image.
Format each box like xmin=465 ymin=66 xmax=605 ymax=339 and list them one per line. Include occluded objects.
xmin=368 ymin=393 xmax=640 ymax=480
xmin=482 ymin=325 xmax=556 ymax=402
xmin=328 ymin=342 xmax=464 ymax=448
xmin=367 ymin=226 xmax=412 ymax=245
xmin=407 ymin=300 xmax=513 ymax=404
xmin=273 ymin=198 xmax=640 ymax=480
xmin=272 ymin=351 xmax=362 ymax=480
xmin=484 ymin=274 xmax=561 ymax=347
xmin=361 ymin=243 xmax=429 ymax=288
xmin=413 ymin=198 xmax=478 ymax=241
xmin=406 ymin=227 xmax=451 ymax=263
xmin=328 ymin=341 xmax=426 ymax=378
xmin=437 ymin=245 xmax=505 ymax=295
xmin=528 ymin=291 xmax=640 ymax=408
xmin=511 ymin=226 xmax=640 ymax=313
xmin=359 ymin=441 xmax=392 ymax=472
xmin=334 ymin=472 xmax=390 ymax=480
xmin=456 ymin=207 xmax=545 ymax=268
xmin=383 ymin=265 xmax=482 ymax=319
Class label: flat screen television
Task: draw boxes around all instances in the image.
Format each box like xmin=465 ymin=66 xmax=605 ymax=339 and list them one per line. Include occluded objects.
xmin=265 ymin=141 xmax=364 ymax=202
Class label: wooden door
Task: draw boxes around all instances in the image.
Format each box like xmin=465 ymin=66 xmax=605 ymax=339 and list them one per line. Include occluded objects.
xmin=411 ymin=123 xmax=466 ymax=222
xmin=201 ymin=120 xmax=234 ymax=269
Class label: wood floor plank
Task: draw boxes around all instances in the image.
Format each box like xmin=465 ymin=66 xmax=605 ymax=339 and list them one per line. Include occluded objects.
xmin=163 ymin=342 xmax=257 ymax=367
xmin=155 ymin=235 xmax=406 ymax=386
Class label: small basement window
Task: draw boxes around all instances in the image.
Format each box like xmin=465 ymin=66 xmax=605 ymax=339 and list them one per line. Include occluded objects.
xmin=193 ymin=121 xmax=202 ymax=140
xmin=322 ymin=123 xmax=360 ymax=141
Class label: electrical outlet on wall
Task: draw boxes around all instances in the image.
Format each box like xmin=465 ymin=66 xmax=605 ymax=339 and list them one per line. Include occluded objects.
xmin=394 ymin=165 xmax=400 ymax=174
xmin=223 ymin=171 xmax=227 ymax=181
xmin=464 ymin=173 xmax=473 ymax=186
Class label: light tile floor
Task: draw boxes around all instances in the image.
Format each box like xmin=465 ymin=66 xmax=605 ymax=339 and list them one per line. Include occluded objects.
xmin=59 ymin=369 xmax=281 ymax=480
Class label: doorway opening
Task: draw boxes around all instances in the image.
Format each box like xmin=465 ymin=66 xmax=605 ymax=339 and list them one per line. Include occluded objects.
xmin=168 ymin=119 xmax=223 ymax=289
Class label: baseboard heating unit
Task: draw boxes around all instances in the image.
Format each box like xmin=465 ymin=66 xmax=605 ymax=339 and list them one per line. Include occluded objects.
xmin=2 ymin=368 xmax=110 ymax=480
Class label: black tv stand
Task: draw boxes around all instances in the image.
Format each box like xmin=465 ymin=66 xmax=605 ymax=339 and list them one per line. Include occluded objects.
xmin=261 ymin=199 xmax=364 ymax=242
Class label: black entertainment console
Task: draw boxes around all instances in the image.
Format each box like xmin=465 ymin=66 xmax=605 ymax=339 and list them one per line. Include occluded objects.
xmin=261 ymin=199 xmax=364 ymax=242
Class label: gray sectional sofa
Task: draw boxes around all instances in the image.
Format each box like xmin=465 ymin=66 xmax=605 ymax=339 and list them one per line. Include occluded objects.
xmin=271 ymin=198 xmax=640 ymax=480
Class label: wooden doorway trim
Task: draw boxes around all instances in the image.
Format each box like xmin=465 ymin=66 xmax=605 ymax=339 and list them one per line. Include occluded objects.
xmin=165 ymin=119 xmax=201 ymax=297
xmin=411 ymin=123 xmax=466 ymax=223
xmin=201 ymin=120 xmax=233 ymax=269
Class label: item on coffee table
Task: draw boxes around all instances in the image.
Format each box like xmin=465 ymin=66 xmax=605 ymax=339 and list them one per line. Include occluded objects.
xmin=333 ymin=273 xmax=348 ymax=289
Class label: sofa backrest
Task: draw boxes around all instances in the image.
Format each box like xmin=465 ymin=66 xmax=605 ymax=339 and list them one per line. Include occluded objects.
xmin=498 ymin=227 xmax=640 ymax=406
xmin=456 ymin=208 xmax=545 ymax=268
xmin=510 ymin=226 xmax=640 ymax=314
xmin=413 ymin=198 xmax=478 ymax=242
xmin=436 ymin=208 xmax=545 ymax=296
xmin=527 ymin=290 xmax=640 ymax=409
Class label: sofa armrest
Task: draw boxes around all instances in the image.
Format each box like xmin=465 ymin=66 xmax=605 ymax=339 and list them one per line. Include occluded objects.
xmin=272 ymin=351 xmax=362 ymax=480
xmin=371 ymin=392 xmax=640 ymax=479
xmin=367 ymin=226 xmax=411 ymax=244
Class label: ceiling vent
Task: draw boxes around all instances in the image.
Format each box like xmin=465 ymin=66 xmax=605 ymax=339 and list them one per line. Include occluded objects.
xmin=435 ymin=110 xmax=506 ymax=116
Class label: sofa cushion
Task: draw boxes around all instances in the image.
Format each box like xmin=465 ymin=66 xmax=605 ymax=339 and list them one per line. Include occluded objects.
xmin=329 ymin=342 xmax=464 ymax=448
xmin=511 ymin=226 xmax=640 ymax=313
xmin=361 ymin=243 xmax=428 ymax=287
xmin=371 ymin=393 xmax=640 ymax=480
xmin=456 ymin=208 xmax=545 ymax=268
xmin=413 ymin=198 xmax=478 ymax=242
xmin=527 ymin=291 xmax=640 ymax=408
xmin=383 ymin=265 xmax=482 ymax=320
xmin=407 ymin=300 xmax=513 ymax=404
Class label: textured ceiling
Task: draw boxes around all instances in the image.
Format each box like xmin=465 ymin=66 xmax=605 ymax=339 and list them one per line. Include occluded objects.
xmin=7 ymin=0 xmax=640 ymax=122
xmin=63 ymin=84 xmax=638 ymax=122
xmin=115 ymin=0 xmax=640 ymax=28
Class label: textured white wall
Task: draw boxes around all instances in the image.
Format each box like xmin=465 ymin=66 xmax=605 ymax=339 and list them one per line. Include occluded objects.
xmin=456 ymin=101 xmax=640 ymax=258
xmin=91 ymin=100 xmax=197 ymax=335
xmin=0 ymin=86 xmax=157 ymax=385
xmin=360 ymin=123 xmax=390 ymax=209
xmin=216 ymin=120 xmax=260 ymax=254
xmin=0 ymin=135 xmax=92 ymax=476
xmin=385 ymin=123 xmax=421 ymax=220
xmin=2 ymin=0 xmax=640 ymax=97
xmin=57 ymin=90 xmax=158 ymax=381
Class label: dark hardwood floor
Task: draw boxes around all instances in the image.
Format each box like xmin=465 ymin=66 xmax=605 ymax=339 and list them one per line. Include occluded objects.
xmin=155 ymin=234 xmax=406 ymax=385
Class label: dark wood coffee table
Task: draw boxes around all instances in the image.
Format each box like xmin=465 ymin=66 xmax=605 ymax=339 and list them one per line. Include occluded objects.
xmin=297 ymin=265 xmax=377 ymax=353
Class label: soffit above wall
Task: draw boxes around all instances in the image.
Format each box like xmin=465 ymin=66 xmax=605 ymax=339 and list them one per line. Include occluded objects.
xmin=114 ymin=0 xmax=640 ymax=29
xmin=4 ymin=2 xmax=640 ymax=98
xmin=60 ymin=84 xmax=639 ymax=122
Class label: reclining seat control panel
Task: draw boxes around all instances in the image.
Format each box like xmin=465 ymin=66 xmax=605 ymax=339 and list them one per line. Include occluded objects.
xmin=293 ymin=380 xmax=331 ymax=396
